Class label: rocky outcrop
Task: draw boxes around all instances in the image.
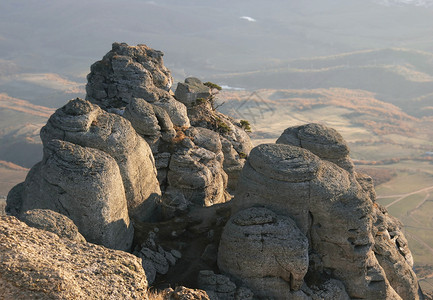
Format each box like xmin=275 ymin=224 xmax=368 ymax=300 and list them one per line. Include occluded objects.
xmin=175 ymin=77 xmax=212 ymax=108
xmin=19 ymin=209 xmax=86 ymax=242
xmin=167 ymin=141 xmax=229 ymax=207
xmin=7 ymin=139 xmax=134 ymax=251
xmin=123 ymin=97 xmax=176 ymax=152
xmin=0 ymin=216 xmax=148 ymax=299
xmin=175 ymin=77 xmax=253 ymax=190
xmin=40 ymin=98 xmax=161 ymax=222
xmin=87 ymin=45 xmax=253 ymax=208
xmin=372 ymin=204 xmax=422 ymax=300
xmin=217 ymin=124 xmax=422 ymax=299
xmin=4 ymin=42 xmax=425 ymax=299
xmin=86 ymin=42 xmax=190 ymax=127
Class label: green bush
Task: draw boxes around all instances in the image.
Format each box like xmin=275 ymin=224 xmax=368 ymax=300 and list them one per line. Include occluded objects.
xmin=204 ymin=81 xmax=222 ymax=91
xmin=216 ymin=117 xmax=231 ymax=134
xmin=240 ymin=120 xmax=252 ymax=132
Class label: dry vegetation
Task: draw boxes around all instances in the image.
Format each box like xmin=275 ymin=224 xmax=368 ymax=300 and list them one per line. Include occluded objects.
xmin=271 ymin=88 xmax=417 ymax=136
xmin=148 ymin=288 xmax=169 ymax=300
xmin=220 ymin=88 xmax=419 ymax=137
xmin=172 ymin=126 xmax=191 ymax=144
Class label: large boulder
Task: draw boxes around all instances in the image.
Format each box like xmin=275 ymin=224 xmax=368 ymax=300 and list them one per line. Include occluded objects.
xmin=220 ymin=125 xmax=421 ymax=299
xmin=40 ymin=98 xmax=161 ymax=222
xmin=218 ymin=207 xmax=309 ymax=299
xmin=86 ymin=42 xmax=190 ymax=127
xmin=167 ymin=143 xmax=229 ymax=207
xmin=7 ymin=139 xmax=134 ymax=251
xmin=175 ymin=77 xmax=212 ymax=108
xmin=276 ymin=123 xmax=354 ymax=173
xmin=0 ymin=216 xmax=148 ymax=299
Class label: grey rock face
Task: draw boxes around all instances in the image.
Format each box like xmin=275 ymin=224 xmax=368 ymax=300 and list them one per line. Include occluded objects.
xmin=198 ymin=270 xmax=254 ymax=300
xmin=20 ymin=209 xmax=86 ymax=242
xmin=8 ymin=139 xmax=133 ymax=251
xmin=372 ymin=202 xmax=420 ymax=300
xmin=220 ymin=127 xmax=420 ymax=299
xmin=175 ymin=77 xmax=212 ymax=108
xmin=86 ymin=43 xmax=252 ymax=208
xmin=234 ymin=144 xmax=320 ymax=234
xmin=168 ymin=146 xmax=229 ymax=207
xmin=307 ymin=279 xmax=350 ymax=299
xmin=123 ymin=97 xmax=176 ymax=152
xmin=218 ymin=207 xmax=309 ymax=299
xmin=40 ymin=98 xmax=161 ymax=222
xmin=276 ymin=123 xmax=354 ymax=173
xmin=122 ymin=96 xmax=230 ymax=209
xmin=86 ymin=42 xmax=190 ymax=127
xmin=183 ymin=94 xmax=253 ymax=190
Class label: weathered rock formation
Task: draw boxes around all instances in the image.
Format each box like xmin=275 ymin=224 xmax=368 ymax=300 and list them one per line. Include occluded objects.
xmin=218 ymin=207 xmax=309 ymax=299
xmin=276 ymin=123 xmax=354 ymax=173
xmin=7 ymin=139 xmax=134 ymax=251
xmin=0 ymin=216 xmax=148 ymax=299
xmin=40 ymin=98 xmax=161 ymax=222
xmin=4 ymin=43 xmax=426 ymax=299
xmin=175 ymin=77 xmax=253 ymax=190
xmin=86 ymin=42 xmax=189 ymax=127
xmin=217 ymin=124 xmax=422 ymax=299
xmin=86 ymin=44 xmax=253 ymax=209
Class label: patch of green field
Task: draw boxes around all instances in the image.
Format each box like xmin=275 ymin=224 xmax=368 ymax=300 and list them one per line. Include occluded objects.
xmin=375 ymin=171 xmax=433 ymax=196
xmin=411 ymin=200 xmax=433 ymax=228
xmin=403 ymin=226 xmax=433 ymax=267
xmin=387 ymin=193 xmax=427 ymax=220
xmin=351 ymin=144 xmax=422 ymax=161
xmin=376 ymin=197 xmax=398 ymax=207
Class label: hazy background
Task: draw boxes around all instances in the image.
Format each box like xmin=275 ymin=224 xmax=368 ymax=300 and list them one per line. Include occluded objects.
xmin=1 ymin=0 xmax=433 ymax=292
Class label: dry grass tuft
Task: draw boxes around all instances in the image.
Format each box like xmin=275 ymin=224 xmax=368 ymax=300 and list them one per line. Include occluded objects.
xmin=147 ymin=288 xmax=170 ymax=300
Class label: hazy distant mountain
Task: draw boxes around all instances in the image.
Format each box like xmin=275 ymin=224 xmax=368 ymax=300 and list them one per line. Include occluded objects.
xmin=1 ymin=0 xmax=433 ymax=104
xmin=209 ymin=48 xmax=433 ymax=117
